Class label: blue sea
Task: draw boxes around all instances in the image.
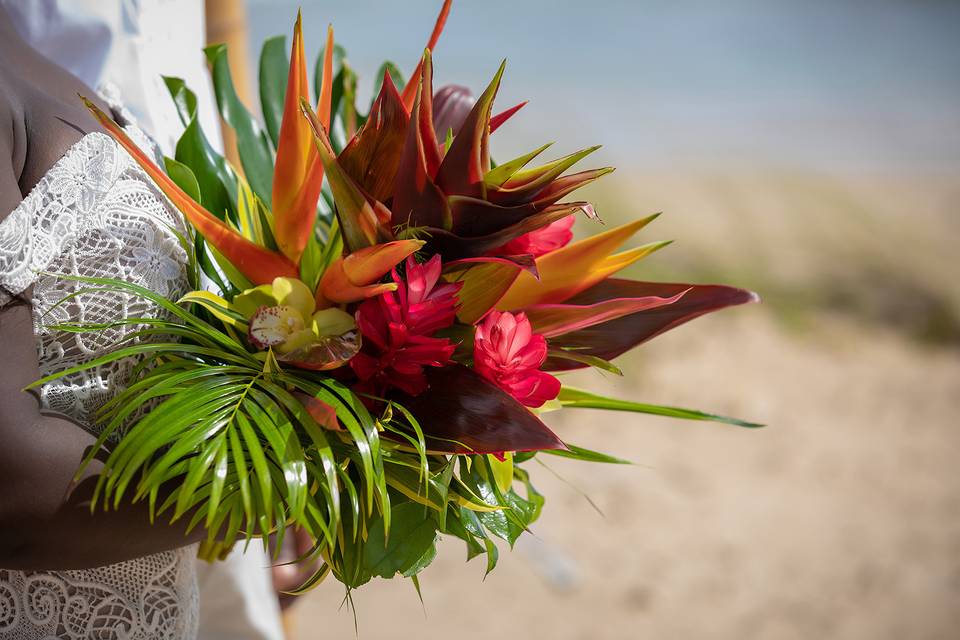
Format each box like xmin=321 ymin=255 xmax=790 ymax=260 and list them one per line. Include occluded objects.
xmin=246 ymin=0 xmax=960 ymax=176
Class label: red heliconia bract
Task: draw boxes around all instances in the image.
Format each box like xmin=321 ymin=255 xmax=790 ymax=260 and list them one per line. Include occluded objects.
xmin=351 ymin=256 xmax=462 ymax=397
xmin=490 ymin=214 xmax=575 ymax=258
xmin=304 ymin=47 xmax=612 ymax=263
xmin=473 ymin=310 xmax=561 ymax=408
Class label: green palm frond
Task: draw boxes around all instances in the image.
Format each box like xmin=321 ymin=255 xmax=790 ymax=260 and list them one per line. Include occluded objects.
xmin=35 ymin=274 xmax=550 ymax=589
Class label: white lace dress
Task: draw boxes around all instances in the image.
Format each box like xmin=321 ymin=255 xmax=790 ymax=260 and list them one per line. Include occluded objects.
xmin=0 ymin=129 xmax=199 ymax=639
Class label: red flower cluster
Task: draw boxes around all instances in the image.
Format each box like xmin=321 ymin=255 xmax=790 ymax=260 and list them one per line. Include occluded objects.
xmin=473 ymin=310 xmax=561 ymax=408
xmin=351 ymin=256 xmax=461 ymax=396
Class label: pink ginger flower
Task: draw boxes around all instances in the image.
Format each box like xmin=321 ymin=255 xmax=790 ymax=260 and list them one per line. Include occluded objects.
xmin=489 ymin=215 xmax=575 ymax=258
xmin=473 ymin=310 xmax=561 ymax=408
xmin=351 ymin=256 xmax=461 ymax=397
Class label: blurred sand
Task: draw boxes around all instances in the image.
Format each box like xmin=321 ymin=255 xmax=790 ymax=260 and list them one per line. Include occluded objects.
xmin=288 ymin=307 xmax=960 ymax=639
xmin=281 ymin=159 xmax=960 ymax=639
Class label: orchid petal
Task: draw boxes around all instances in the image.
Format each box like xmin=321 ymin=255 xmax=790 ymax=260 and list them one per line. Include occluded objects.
xmin=271 ymin=276 xmax=316 ymax=319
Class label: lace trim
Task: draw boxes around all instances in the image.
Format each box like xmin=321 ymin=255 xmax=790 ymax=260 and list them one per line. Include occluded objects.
xmin=0 ymin=128 xmax=198 ymax=639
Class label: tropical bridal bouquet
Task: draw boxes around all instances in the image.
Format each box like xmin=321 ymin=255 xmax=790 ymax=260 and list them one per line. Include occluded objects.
xmin=43 ymin=0 xmax=758 ymax=592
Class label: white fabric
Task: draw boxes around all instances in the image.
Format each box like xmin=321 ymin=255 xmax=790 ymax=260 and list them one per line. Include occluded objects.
xmin=195 ymin=541 xmax=285 ymax=640
xmin=0 ymin=0 xmax=224 ymax=157
xmin=1 ymin=3 xmax=287 ymax=637
xmin=0 ymin=128 xmax=198 ymax=638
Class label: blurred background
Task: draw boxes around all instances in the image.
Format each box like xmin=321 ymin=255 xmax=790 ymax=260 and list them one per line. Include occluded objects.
xmin=225 ymin=1 xmax=959 ymax=638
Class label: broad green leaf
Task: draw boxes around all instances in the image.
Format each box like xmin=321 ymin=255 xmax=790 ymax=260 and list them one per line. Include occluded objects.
xmin=204 ymin=44 xmax=275 ymax=205
xmin=163 ymin=76 xmax=237 ymax=222
xmin=163 ymin=156 xmax=201 ymax=202
xmin=362 ymin=502 xmax=438 ymax=580
xmin=488 ymin=453 xmax=514 ymax=495
xmin=258 ymin=35 xmax=288 ymax=148
xmin=402 ymin=540 xmax=438 ymax=578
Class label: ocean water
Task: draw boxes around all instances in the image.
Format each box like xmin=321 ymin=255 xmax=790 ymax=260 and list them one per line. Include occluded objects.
xmin=245 ymin=0 xmax=960 ymax=175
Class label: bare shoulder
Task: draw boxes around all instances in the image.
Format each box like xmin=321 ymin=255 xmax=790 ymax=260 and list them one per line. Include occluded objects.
xmin=0 ymin=16 xmax=110 ymax=207
xmin=0 ymin=80 xmax=24 ymax=224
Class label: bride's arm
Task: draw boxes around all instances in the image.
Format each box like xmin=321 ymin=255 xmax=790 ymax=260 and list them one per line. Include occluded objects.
xmin=0 ymin=111 xmax=210 ymax=572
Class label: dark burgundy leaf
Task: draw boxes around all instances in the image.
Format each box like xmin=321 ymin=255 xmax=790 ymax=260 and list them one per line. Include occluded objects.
xmin=391 ymin=52 xmax=449 ymax=230
xmin=544 ymin=279 xmax=759 ymax=370
xmin=338 ymin=72 xmax=410 ymax=202
xmin=391 ymin=365 xmax=565 ymax=455
xmin=423 ymin=203 xmax=586 ymax=260
xmin=434 ymin=61 xmax=505 ymax=198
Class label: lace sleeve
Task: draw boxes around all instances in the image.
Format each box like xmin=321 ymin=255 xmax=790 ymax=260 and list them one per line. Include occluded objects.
xmin=0 ymin=183 xmax=76 ymax=308
xmin=0 ymin=133 xmax=126 ymax=308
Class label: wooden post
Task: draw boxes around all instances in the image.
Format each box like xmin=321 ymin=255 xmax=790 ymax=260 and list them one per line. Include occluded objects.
xmin=204 ymin=0 xmax=251 ymax=173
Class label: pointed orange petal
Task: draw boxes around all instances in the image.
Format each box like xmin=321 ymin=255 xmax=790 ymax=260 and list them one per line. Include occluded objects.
xmin=272 ymin=12 xmax=310 ymax=220
xmin=83 ymin=97 xmax=297 ymax=285
xmin=496 ymin=215 xmax=663 ymax=310
xmin=316 ymin=239 xmax=422 ymax=306
xmin=342 ymin=239 xmax=425 ymax=284
xmin=400 ymin=0 xmax=453 ymax=111
xmin=272 ymin=21 xmax=334 ymax=264
xmin=316 ymin=24 xmax=335 ymax=128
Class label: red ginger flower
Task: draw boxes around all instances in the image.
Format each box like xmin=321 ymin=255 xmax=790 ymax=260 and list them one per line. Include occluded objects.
xmin=473 ymin=310 xmax=561 ymax=408
xmin=397 ymin=255 xmax=461 ymax=335
xmin=351 ymin=255 xmax=461 ymax=397
xmin=491 ymin=214 xmax=575 ymax=258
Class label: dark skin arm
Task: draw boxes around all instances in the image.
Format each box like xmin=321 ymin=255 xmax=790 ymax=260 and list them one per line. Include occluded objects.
xmin=0 ymin=11 xmax=211 ymax=570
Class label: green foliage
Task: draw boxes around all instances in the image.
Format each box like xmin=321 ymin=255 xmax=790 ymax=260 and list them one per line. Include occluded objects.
xmin=205 ymin=43 xmax=275 ymax=205
xmin=37 ymin=275 xmax=553 ymax=591
xmin=163 ymin=76 xmax=238 ymax=222
xmin=258 ymin=35 xmax=289 ymax=148
xmin=558 ymin=386 xmax=764 ymax=428
xmin=68 ymin=28 xmax=762 ymax=597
